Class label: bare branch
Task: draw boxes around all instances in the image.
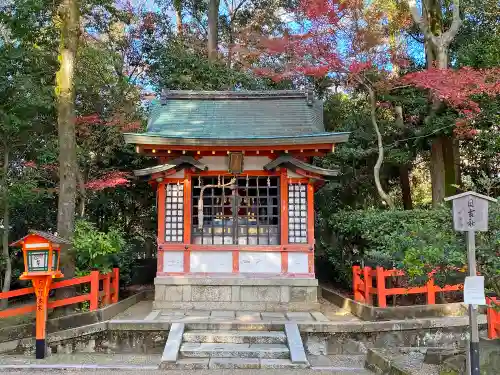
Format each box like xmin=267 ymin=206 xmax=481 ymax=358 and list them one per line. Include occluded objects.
xmin=442 ymin=0 xmax=462 ymax=46
xmin=365 ymin=84 xmax=395 ymax=209
xmin=406 ymin=0 xmax=438 ymax=46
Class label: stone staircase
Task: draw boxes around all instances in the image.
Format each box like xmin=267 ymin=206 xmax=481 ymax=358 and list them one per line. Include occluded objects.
xmin=160 ymin=323 xmax=309 ymax=369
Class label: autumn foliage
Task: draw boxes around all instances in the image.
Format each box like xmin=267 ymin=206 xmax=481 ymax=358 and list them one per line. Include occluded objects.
xmin=403 ymin=67 xmax=500 ymax=136
xmin=251 ymin=0 xmax=499 ymax=138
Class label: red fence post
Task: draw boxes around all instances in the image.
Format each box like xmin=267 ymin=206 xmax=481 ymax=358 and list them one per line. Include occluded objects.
xmin=376 ymin=266 xmax=387 ymax=307
xmin=426 ymin=276 xmax=436 ymax=305
xmin=111 ymin=268 xmax=119 ymax=303
xmin=353 ymin=266 xmax=362 ymax=302
xmin=89 ymin=271 xmax=100 ymax=311
xmin=363 ymin=266 xmax=372 ymax=306
xmin=103 ymin=272 xmax=111 ymax=306
xmin=487 ymin=298 xmax=499 ymax=339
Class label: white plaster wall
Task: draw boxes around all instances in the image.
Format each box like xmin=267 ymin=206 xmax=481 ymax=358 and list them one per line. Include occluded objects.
xmin=199 ymin=156 xmax=272 ymax=171
xmin=190 ymin=251 xmax=233 ymax=273
xmin=163 ymin=251 xmax=184 ymax=273
xmin=287 ymin=252 xmax=309 ymax=273
xmin=239 ymin=252 xmax=281 ymax=273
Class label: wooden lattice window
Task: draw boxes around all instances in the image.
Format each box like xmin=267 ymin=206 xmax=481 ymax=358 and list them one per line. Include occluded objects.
xmin=165 ymin=183 xmax=184 ymax=242
xmin=288 ymin=184 xmax=307 ymax=243
xmin=192 ymin=176 xmax=280 ymax=245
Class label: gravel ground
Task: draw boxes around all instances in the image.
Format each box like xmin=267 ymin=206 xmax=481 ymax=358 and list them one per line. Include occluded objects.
xmin=0 ymin=369 xmax=374 ymax=375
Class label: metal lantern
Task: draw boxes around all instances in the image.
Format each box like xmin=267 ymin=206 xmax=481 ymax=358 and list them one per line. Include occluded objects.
xmin=10 ymin=230 xmax=68 ymax=360
xmin=10 ymin=230 xmax=68 ymax=277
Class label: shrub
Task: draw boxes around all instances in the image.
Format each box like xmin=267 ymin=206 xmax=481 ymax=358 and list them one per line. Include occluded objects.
xmin=318 ymin=202 xmax=500 ymax=296
xmin=73 ymin=220 xmax=126 ymax=275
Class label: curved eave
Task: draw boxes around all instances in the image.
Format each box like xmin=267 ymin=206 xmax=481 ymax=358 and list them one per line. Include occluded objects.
xmin=264 ymin=155 xmax=340 ymax=178
xmin=123 ymin=132 xmax=350 ymax=148
xmin=133 ymin=156 xmax=208 ymax=177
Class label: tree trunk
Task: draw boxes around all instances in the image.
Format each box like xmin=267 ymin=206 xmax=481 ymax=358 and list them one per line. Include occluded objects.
xmin=453 ymin=137 xmax=461 ymax=186
xmin=54 ymin=0 xmax=79 ymax=310
xmin=407 ymin=0 xmax=462 ymax=207
xmin=1 ymin=145 xmax=11 ymax=310
xmin=442 ymin=134 xmax=458 ymax=197
xmin=366 ymin=86 xmax=395 ymax=209
xmin=175 ymin=9 xmax=182 ymax=34
xmin=76 ymin=168 xmax=86 ymax=218
xmin=430 ymin=137 xmax=446 ymax=206
xmin=399 ymin=164 xmax=413 ymax=210
xmin=207 ymin=0 xmax=220 ymax=60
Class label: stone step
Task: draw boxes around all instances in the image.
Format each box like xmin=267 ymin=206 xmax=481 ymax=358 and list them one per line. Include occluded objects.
xmin=179 ymin=342 xmax=290 ymax=359
xmin=165 ymin=358 xmax=308 ymax=370
xmin=309 ymin=354 xmax=368 ymax=371
xmin=183 ymin=330 xmax=287 ymax=344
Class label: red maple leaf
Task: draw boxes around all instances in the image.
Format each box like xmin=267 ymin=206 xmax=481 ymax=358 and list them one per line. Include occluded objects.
xmin=85 ymin=171 xmax=130 ymax=191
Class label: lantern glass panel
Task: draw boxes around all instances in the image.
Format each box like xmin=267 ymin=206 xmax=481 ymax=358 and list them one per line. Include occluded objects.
xmin=52 ymin=250 xmax=59 ymax=271
xmin=28 ymin=250 xmax=49 ymax=272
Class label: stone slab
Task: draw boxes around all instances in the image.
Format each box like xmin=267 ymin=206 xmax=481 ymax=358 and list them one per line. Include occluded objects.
xmin=260 ymin=359 xmax=308 ymax=369
xmin=182 ymin=330 xmax=286 ymax=344
xmin=185 ymin=310 xmax=211 ymax=316
xmin=160 ymin=323 xmax=184 ymax=363
xmin=191 ymin=286 xmax=232 ymax=302
xmin=240 ymin=286 xmax=281 ymax=302
xmin=153 ymin=300 xmax=320 ymax=311
xmin=286 ymin=312 xmax=313 ymax=321
xmin=321 ymin=285 xmax=468 ymax=321
xmin=210 ymin=311 xmax=235 ymax=318
xmin=209 ymin=358 xmax=260 ymax=369
xmin=311 ymin=312 xmax=329 ymax=322
xmin=144 ymin=311 xmax=160 ymax=321
xmin=161 ymin=286 xmax=184 ymax=302
xmin=179 ymin=342 xmax=290 ymax=359
xmin=236 ymin=311 xmax=262 ymax=321
xmin=161 ymin=358 xmax=209 ymax=370
xmin=261 ymin=312 xmax=286 ymax=319
xmin=285 ymin=323 xmax=308 ymax=364
xmin=290 ymin=286 xmax=317 ymax=303
xmin=154 ymin=276 xmax=319 ymax=287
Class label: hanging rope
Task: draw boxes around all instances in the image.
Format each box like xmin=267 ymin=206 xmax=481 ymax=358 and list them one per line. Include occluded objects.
xmin=198 ymin=176 xmax=237 ymax=229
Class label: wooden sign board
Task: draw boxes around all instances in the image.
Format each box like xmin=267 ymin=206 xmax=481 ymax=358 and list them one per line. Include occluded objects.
xmin=445 ymin=191 xmax=497 ymax=232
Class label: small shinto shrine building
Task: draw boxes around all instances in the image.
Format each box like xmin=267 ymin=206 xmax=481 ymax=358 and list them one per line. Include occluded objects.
xmin=124 ymin=90 xmax=349 ymax=311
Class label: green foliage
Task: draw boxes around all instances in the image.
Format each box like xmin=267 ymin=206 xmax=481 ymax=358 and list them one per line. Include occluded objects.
xmin=148 ymin=38 xmax=261 ymax=90
xmin=73 ymin=220 xmax=125 ymax=274
xmin=319 ymin=204 xmax=500 ymax=295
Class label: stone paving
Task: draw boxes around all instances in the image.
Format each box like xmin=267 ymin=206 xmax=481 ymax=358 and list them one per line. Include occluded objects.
xmin=0 ymin=353 xmax=372 ymax=374
xmin=112 ymin=297 xmax=360 ymax=324
xmin=0 ymin=367 xmax=374 ymax=375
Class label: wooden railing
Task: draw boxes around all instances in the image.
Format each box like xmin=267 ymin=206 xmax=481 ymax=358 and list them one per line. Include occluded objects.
xmin=0 ymin=268 xmax=119 ymax=318
xmin=352 ymin=266 xmax=463 ymax=307
xmin=487 ymin=297 xmax=500 ymax=339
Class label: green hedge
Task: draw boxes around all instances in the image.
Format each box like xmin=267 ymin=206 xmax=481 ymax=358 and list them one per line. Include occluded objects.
xmin=317 ymin=203 xmax=500 ymax=295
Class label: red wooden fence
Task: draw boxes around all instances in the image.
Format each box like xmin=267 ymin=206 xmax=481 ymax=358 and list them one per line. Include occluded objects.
xmin=0 ymin=268 xmax=119 ymax=318
xmin=353 ymin=266 xmax=463 ymax=307
xmin=487 ymin=297 xmax=500 ymax=339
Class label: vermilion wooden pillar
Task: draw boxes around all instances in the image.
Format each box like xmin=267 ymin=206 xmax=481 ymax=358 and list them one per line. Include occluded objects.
xmin=157 ymin=182 xmax=166 ymax=273
xmin=280 ymin=169 xmax=288 ymax=273
xmin=183 ymin=171 xmax=192 ymax=273
xmin=307 ymin=182 xmax=315 ymax=274
xmin=32 ymin=276 xmax=52 ymax=359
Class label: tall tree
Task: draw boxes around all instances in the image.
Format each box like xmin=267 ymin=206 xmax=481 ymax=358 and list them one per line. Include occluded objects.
xmin=0 ymin=43 xmax=54 ymax=308
xmin=406 ymin=0 xmax=462 ymax=205
xmin=55 ymin=0 xmax=80 ymax=298
xmin=207 ymin=0 xmax=220 ymax=59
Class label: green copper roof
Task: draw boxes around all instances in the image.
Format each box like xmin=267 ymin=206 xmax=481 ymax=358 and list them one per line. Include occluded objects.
xmin=124 ymin=91 xmax=350 ymax=145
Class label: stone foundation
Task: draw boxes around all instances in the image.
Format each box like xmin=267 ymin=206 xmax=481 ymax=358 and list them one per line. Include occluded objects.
xmin=153 ymin=276 xmax=319 ymax=311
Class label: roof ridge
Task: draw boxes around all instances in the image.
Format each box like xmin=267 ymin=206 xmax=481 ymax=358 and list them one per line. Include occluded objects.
xmin=160 ymin=90 xmax=307 ymax=101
